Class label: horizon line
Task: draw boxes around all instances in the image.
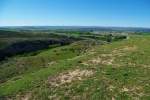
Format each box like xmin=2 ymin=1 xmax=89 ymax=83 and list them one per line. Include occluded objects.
xmin=0 ymin=25 xmax=150 ymax=29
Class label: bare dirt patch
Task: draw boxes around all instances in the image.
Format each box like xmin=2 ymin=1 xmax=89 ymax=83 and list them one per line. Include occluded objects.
xmin=108 ymin=85 xmax=115 ymax=91
xmin=81 ymin=46 xmax=137 ymax=67
xmin=121 ymin=86 xmax=145 ymax=97
xmin=122 ymin=87 xmax=129 ymax=92
xmin=113 ymin=46 xmax=137 ymax=53
xmin=85 ymin=56 xmax=114 ymax=66
xmin=47 ymin=69 xmax=94 ymax=87
xmin=16 ymin=92 xmax=32 ymax=100
xmin=112 ymin=46 xmax=137 ymax=57
xmin=89 ymin=57 xmax=102 ymax=64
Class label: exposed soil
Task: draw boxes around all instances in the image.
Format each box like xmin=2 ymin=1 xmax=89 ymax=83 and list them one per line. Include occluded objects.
xmin=47 ymin=69 xmax=94 ymax=87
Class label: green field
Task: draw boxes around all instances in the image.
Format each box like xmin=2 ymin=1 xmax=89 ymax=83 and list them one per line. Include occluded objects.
xmin=0 ymin=34 xmax=150 ymax=100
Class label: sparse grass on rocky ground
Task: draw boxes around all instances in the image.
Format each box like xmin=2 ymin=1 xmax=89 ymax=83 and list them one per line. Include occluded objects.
xmin=0 ymin=35 xmax=150 ymax=100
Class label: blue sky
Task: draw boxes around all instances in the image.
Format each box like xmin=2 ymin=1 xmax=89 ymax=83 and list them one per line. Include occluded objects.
xmin=0 ymin=0 xmax=150 ymax=27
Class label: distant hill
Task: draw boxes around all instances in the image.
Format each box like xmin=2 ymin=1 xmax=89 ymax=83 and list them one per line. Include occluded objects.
xmin=0 ymin=26 xmax=150 ymax=33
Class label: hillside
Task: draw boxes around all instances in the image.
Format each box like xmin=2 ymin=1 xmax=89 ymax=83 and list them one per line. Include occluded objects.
xmin=0 ymin=35 xmax=149 ymax=100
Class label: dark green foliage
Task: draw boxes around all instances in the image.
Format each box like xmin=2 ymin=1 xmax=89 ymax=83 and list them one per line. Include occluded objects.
xmin=114 ymin=35 xmax=127 ymax=41
xmin=106 ymin=34 xmax=113 ymax=42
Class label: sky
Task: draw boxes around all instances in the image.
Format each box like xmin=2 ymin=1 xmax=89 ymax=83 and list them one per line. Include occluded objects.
xmin=0 ymin=0 xmax=150 ymax=27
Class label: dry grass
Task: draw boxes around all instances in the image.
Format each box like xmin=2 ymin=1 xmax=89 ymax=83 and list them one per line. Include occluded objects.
xmin=47 ymin=69 xmax=94 ymax=87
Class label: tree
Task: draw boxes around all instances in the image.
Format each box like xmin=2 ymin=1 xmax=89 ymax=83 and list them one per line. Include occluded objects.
xmin=107 ymin=34 xmax=112 ymax=42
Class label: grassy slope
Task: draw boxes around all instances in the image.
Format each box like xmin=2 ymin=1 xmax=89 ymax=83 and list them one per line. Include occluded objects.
xmin=0 ymin=40 xmax=95 ymax=83
xmin=0 ymin=35 xmax=150 ymax=99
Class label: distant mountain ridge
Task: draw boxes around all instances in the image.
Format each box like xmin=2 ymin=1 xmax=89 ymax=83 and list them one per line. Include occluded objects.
xmin=0 ymin=26 xmax=150 ymax=32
